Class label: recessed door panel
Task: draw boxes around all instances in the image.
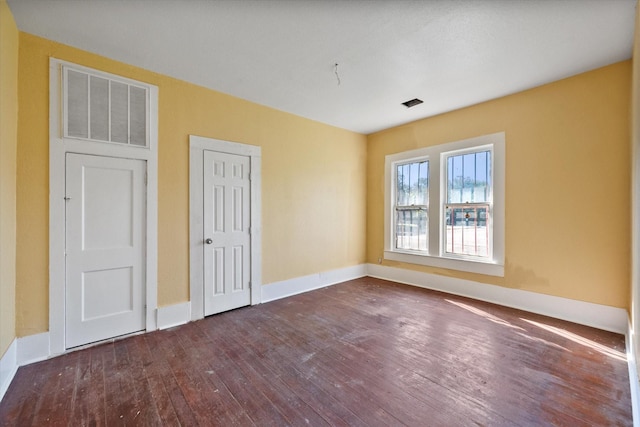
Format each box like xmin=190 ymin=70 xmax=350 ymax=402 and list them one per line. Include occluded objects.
xmin=82 ymin=267 xmax=133 ymax=320
xmin=82 ymin=166 xmax=134 ymax=250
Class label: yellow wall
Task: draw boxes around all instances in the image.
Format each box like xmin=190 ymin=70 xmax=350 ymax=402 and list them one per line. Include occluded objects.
xmin=367 ymin=61 xmax=631 ymax=308
xmin=11 ymin=30 xmax=633 ymax=338
xmin=15 ymin=33 xmax=367 ymax=337
xmin=631 ymin=3 xmax=640 ymax=372
xmin=0 ymin=0 xmax=19 ymax=357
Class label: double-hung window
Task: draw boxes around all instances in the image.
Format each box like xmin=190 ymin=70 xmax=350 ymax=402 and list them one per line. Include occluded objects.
xmin=384 ymin=132 xmax=505 ymax=276
xmin=395 ymin=160 xmax=429 ymax=251
xmin=443 ymin=148 xmax=492 ymax=259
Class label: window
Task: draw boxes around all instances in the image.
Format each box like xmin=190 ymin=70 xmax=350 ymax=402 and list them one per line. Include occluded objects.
xmin=444 ymin=148 xmax=491 ymax=259
xmin=384 ymin=132 xmax=505 ymax=276
xmin=395 ymin=160 xmax=429 ymax=251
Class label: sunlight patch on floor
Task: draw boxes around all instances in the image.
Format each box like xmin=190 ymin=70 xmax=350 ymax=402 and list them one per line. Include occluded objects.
xmin=521 ymin=318 xmax=626 ymax=362
xmin=446 ymin=299 xmax=526 ymax=331
xmin=445 ymin=298 xmax=626 ymax=359
xmin=515 ymin=332 xmax=570 ymax=352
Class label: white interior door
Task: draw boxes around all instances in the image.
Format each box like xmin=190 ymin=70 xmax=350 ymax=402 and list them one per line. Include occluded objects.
xmin=204 ymin=150 xmax=251 ymax=316
xmin=65 ymin=153 xmax=146 ymax=348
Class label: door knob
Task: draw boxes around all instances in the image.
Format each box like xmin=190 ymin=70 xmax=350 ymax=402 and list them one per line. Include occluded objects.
xmin=205 ymin=238 xmax=213 ymax=245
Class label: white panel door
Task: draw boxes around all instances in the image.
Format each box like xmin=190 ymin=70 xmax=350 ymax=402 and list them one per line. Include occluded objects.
xmin=65 ymin=153 xmax=146 ymax=348
xmin=204 ymin=150 xmax=251 ymax=316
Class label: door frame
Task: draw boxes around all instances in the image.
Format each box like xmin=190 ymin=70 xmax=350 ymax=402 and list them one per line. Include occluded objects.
xmin=49 ymin=58 xmax=159 ymax=355
xmin=189 ymin=135 xmax=262 ymax=320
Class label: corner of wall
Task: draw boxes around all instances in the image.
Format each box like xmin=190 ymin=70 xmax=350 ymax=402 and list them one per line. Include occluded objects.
xmin=630 ymin=3 xmax=640 ymax=425
xmin=0 ymin=338 xmax=17 ymax=402
xmin=626 ymin=320 xmax=640 ymax=427
xmin=0 ymin=0 xmax=19 ymax=359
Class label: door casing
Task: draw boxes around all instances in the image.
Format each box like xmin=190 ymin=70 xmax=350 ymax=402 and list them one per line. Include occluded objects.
xmin=49 ymin=58 xmax=159 ymax=355
xmin=189 ymin=135 xmax=262 ymax=320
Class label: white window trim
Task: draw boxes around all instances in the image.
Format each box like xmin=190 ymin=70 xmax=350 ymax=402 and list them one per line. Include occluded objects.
xmin=384 ymin=132 xmax=505 ymax=277
xmin=49 ymin=58 xmax=159 ymax=355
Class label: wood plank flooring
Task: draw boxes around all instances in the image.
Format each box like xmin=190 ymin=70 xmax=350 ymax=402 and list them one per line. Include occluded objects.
xmin=0 ymin=277 xmax=632 ymax=426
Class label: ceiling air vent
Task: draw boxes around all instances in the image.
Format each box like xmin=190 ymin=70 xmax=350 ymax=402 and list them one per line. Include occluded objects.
xmin=402 ymin=98 xmax=423 ymax=108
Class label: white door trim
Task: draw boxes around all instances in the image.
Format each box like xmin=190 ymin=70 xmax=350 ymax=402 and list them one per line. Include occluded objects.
xmin=189 ymin=135 xmax=262 ymax=320
xmin=48 ymin=58 xmax=158 ymax=355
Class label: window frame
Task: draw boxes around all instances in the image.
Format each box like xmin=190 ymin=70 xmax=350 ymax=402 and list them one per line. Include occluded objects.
xmin=384 ymin=132 xmax=505 ymax=277
xmin=441 ymin=144 xmax=494 ymax=262
xmin=394 ymin=158 xmax=429 ymax=252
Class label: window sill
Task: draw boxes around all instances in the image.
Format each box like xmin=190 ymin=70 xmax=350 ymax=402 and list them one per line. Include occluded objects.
xmin=384 ymin=250 xmax=504 ymax=277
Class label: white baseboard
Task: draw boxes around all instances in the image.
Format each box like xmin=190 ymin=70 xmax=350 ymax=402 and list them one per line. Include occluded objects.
xmin=157 ymin=302 xmax=191 ymax=330
xmin=17 ymin=332 xmax=50 ymax=366
xmin=628 ymin=321 xmax=640 ymax=427
xmin=262 ymin=264 xmax=367 ymax=303
xmin=367 ymin=264 xmax=628 ymax=334
xmin=0 ymin=339 xmax=17 ymax=402
xmin=0 ymin=332 xmax=50 ymax=403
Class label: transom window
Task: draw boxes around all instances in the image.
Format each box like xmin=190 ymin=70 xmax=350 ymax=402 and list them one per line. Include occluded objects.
xmin=63 ymin=66 xmax=149 ymax=147
xmin=384 ymin=132 xmax=505 ymax=277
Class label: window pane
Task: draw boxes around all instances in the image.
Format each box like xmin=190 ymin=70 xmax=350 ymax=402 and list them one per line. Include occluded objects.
xmin=444 ymin=205 xmax=490 ymax=257
xmin=446 ymin=151 xmax=491 ymax=203
xmin=396 ymin=160 xmax=428 ymax=206
xmin=415 ymin=161 xmax=428 ymax=205
xmin=396 ymin=163 xmax=408 ymax=206
xmin=395 ymin=209 xmax=427 ymax=251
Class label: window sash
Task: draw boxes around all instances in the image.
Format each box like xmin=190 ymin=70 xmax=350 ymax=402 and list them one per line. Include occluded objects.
xmin=444 ymin=149 xmax=492 ymax=204
xmin=444 ymin=203 xmax=491 ymax=259
xmin=395 ymin=206 xmax=428 ymax=251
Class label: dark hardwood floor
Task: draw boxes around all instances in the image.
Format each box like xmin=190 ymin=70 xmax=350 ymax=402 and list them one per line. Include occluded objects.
xmin=0 ymin=277 xmax=632 ymax=426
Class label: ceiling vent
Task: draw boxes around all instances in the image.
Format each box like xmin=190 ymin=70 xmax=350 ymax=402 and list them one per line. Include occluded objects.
xmin=402 ymin=98 xmax=423 ymax=108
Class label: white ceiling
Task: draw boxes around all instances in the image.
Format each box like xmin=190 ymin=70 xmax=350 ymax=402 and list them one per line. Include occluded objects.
xmin=7 ymin=0 xmax=637 ymax=134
